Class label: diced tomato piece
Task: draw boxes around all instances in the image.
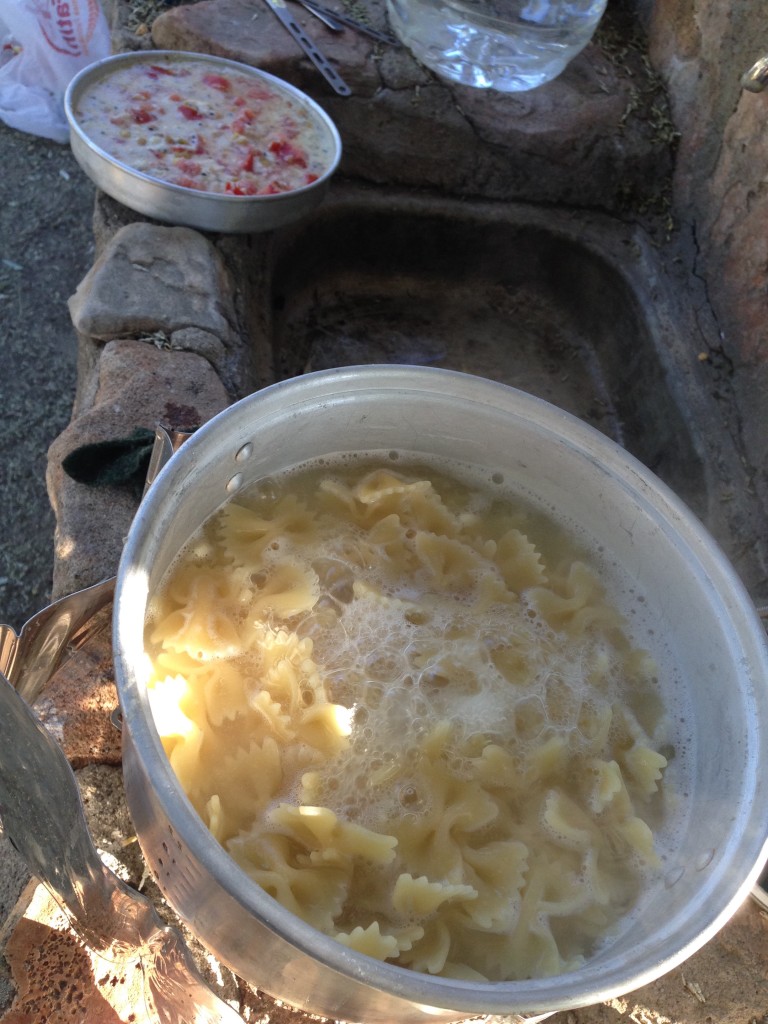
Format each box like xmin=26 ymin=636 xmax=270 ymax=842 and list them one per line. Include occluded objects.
xmin=178 ymin=103 xmax=204 ymax=121
xmin=241 ymin=148 xmax=263 ymax=173
xmin=176 ymin=159 xmax=202 ymax=176
xmin=245 ymin=84 xmax=276 ymax=102
xmin=232 ymin=109 xmax=257 ymax=133
xmin=203 ymin=72 xmax=231 ymax=92
xmin=132 ymin=106 xmax=156 ymax=125
xmin=305 ymin=173 xmax=319 ymax=184
xmin=259 ymin=180 xmax=288 ymax=195
xmin=268 ymin=139 xmax=307 ymax=167
xmin=148 ymin=64 xmax=176 ymax=77
xmin=225 ymin=180 xmax=260 ymax=196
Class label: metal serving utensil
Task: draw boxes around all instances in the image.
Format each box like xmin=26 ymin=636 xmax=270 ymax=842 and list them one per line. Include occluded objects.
xmin=294 ymin=0 xmax=401 ymax=45
xmin=262 ymin=0 xmax=352 ymax=95
xmin=0 ymin=426 xmax=240 ymax=1023
xmin=294 ymin=0 xmax=345 ymax=31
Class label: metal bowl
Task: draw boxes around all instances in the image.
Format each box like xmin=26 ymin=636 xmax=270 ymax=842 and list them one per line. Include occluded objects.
xmin=64 ymin=51 xmax=342 ymax=233
xmin=113 ymin=366 xmax=768 ymax=1024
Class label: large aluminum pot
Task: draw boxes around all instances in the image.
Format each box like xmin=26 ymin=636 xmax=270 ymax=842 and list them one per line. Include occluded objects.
xmin=113 ymin=366 xmax=768 ymax=1024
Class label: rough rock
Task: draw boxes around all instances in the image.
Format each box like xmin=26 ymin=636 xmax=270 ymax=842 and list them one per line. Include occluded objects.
xmin=33 ymin=625 xmax=122 ymax=771
xmin=68 ymin=220 xmax=238 ymax=341
xmin=647 ymin=0 xmax=768 ymax=518
xmin=3 ymin=885 xmax=147 ymax=1024
xmin=46 ymin=339 xmax=229 ymax=598
xmin=151 ymin=0 xmax=674 ymax=211
xmin=550 ymin=900 xmax=768 ymax=1024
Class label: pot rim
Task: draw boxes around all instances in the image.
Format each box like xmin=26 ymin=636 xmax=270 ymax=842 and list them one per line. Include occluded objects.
xmin=114 ymin=365 xmax=768 ymax=1015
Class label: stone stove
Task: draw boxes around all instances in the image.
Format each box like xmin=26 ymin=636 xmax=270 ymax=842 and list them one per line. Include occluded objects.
xmin=1 ymin=0 xmax=767 ymax=1020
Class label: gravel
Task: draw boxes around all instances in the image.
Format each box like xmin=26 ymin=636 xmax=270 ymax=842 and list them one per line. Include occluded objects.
xmin=0 ymin=122 xmax=96 ymax=628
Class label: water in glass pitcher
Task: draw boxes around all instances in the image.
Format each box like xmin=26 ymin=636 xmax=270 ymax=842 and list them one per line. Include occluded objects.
xmin=387 ymin=0 xmax=608 ymax=91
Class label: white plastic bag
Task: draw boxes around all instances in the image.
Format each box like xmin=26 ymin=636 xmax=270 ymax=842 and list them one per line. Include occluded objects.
xmin=0 ymin=0 xmax=111 ymax=143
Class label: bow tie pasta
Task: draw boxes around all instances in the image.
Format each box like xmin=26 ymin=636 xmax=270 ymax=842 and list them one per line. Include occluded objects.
xmin=145 ymin=456 xmax=676 ymax=982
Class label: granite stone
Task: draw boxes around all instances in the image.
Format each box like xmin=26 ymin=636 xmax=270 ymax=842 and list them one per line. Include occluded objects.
xmin=68 ymin=221 xmax=240 ymax=348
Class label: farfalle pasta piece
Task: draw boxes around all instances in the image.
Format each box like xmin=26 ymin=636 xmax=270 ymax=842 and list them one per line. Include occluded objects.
xmin=148 ymin=674 xmax=203 ymax=741
xmin=269 ymin=803 xmax=397 ymax=866
xmin=229 ymin=831 xmax=348 ymax=932
xmin=217 ymin=494 xmax=315 ymax=565
xmin=528 ymin=561 xmax=625 ymax=637
xmin=294 ymin=702 xmax=353 ymax=755
xmin=399 ymin=919 xmax=452 ymax=975
xmin=334 ymin=922 xmax=399 ymax=961
xmin=622 ymin=744 xmax=668 ymax=799
xmin=461 ymin=840 xmax=528 ymax=930
xmin=612 ymin=816 xmax=660 ymax=867
xmin=247 ymin=688 xmax=296 ymax=744
xmin=392 ymin=874 xmax=477 ymax=916
xmin=413 ymin=532 xmax=487 ymax=590
xmin=588 ymin=758 xmax=624 ymax=813
xmin=150 ymin=565 xmax=244 ymax=660
xmin=494 ymin=527 xmax=547 ymax=592
xmin=396 ymin=770 xmax=501 ymax=881
xmin=542 ymin=790 xmax=600 ymax=852
xmin=250 ymin=562 xmax=319 ymax=619
xmin=199 ymin=661 xmax=250 ymax=726
xmin=353 ymin=469 xmax=457 ymax=536
xmin=207 ymin=737 xmax=283 ymax=839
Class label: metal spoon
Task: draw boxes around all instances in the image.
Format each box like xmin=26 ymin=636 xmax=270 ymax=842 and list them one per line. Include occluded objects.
xmin=294 ymin=0 xmax=345 ymax=32
xmin=293 ymin=0 xmax=400 ymax=45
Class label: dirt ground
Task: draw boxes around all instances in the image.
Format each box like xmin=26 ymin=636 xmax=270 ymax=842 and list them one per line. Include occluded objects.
xmin=0 ymin=121 xmax=95 ymax=628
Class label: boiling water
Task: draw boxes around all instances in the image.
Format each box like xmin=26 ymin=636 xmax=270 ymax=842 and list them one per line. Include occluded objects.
xmin=146 ymin=452 xmax=692 ymax=979
xmin=386 ymin=0 xmax=608 ymax=91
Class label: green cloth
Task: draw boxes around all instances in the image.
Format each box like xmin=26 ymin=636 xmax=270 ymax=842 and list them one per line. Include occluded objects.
xmin=62 ymin=428 xmax=156 ymax=498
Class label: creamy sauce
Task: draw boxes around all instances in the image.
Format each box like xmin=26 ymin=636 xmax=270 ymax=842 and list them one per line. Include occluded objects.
xmin=75 ymin=57 xmax=334 ymax=195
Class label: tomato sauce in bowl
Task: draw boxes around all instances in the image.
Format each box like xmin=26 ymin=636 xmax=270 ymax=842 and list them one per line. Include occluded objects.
xmin=73 ymin=55 xmax=336 ymax=197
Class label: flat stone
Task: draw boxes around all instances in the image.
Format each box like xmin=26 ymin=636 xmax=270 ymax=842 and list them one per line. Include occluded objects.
xmin=46 ymin=340 xmax=229 ymax=598
xmin=68 ymin=221 xmax=239 ymax=349
xmin=151 ymin=0 xmax=673 ymax=210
